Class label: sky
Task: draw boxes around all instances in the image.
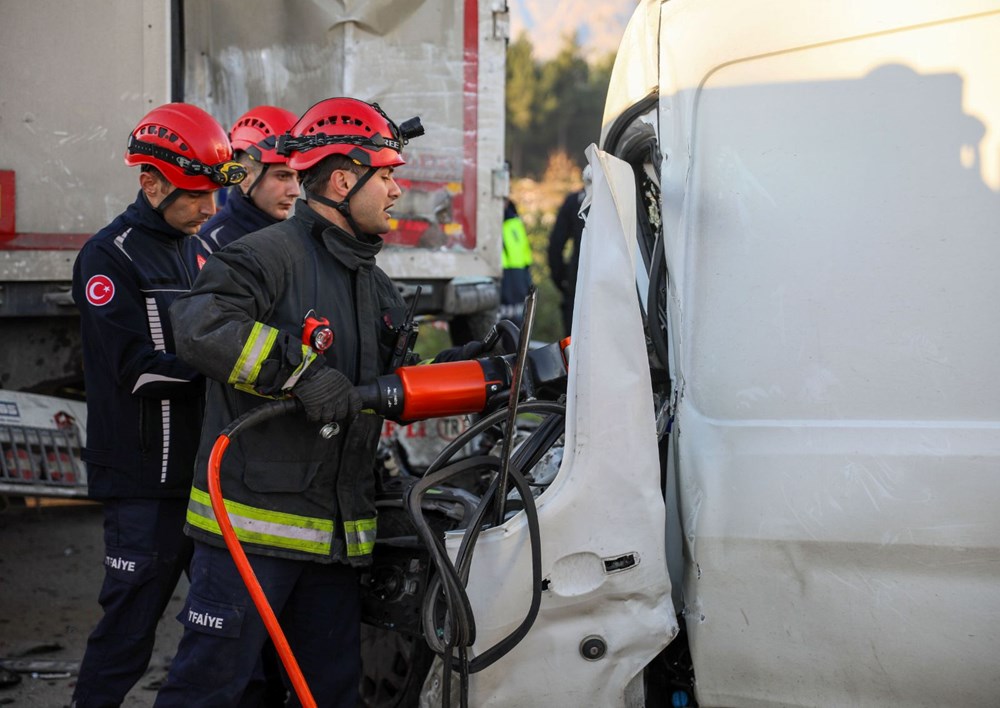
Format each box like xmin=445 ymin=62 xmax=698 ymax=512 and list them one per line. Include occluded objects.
xmin=508 ymin=0 xmax=640 ymax=61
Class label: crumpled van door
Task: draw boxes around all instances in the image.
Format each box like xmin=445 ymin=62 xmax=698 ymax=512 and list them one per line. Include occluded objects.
xmin=452 ymin=144 xmax=676 ymax=707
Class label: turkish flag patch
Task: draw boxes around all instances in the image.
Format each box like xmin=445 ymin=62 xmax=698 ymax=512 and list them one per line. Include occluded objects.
xmin=197 ymin=254 xmax=207 ymax=270
xmin=85 ymin=274 xmax=115 ymax=307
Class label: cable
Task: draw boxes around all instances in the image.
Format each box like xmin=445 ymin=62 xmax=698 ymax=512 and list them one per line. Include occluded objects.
xmin=405 ymin=400 xmax=565 ymax=706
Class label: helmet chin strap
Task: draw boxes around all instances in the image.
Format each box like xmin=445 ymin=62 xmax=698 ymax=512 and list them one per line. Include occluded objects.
xmin=306 ymin=166 xmax=377 ymax=236
xmin=152 ymin=185 xmax=185 ymax=214
xmin=243 ymin=162 xmax=271 ymax=203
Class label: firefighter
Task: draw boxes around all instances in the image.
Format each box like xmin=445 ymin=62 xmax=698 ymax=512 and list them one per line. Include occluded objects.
xmin=180 ymin=101 xmax=303 ymax=707
xmin=154 ymin=97 xmax=420 ymax=707
xmin=69 ymin=103 xmax=244 ymax=708
xmin=200 ymin=105 xmax=301 ymax=252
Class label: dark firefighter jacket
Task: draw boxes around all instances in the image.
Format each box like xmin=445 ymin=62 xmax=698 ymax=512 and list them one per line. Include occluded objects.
xmin=170 ymin=200 xmax=408 ymax=565
xmin=198 ymin=186 xmax=277 ymax=253
xmin=70 ymin=191 xmax=208 ymax=499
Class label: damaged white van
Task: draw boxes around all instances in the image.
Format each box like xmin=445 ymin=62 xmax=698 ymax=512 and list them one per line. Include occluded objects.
xmin=441 ymin=1 xmax=1000 ymax=706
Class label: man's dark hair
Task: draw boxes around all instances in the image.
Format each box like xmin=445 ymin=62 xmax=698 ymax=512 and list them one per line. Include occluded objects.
xmin=300 ymin=154 xmax=366 ymax=195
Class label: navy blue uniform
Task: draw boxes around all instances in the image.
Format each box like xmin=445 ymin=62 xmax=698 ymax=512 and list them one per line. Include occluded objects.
xmin=70 ymin=192 xmax=208 ymax=708
xmin=199 ymin=187 xmax=277 ymax=253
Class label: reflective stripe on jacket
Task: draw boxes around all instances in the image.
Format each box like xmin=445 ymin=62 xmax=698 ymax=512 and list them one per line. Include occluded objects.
xmin=187 ymin=486 xmax=336 ymax=556
xmin=170 ymin=200 xmax=406 ymax=564
xmin=71 ymin=192 xmax=208 ymax=498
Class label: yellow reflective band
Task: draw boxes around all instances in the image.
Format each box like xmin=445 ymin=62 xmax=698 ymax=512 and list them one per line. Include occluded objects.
xmin=232 ymin=383 xmax=285 ymax=399
xmin=188 ymin=488 xmax=334 ymax=556
xmin=344 ymin=518 xmax=377 ymax=557
xmin=279 ymin=346 xmax=317 ymax=391
xmin=229 ymin=322 xmax=278 ymax=385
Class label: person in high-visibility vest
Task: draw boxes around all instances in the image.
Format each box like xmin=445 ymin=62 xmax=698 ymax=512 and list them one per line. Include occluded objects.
xmin=500 ymin=198 xmax=533 ymax=325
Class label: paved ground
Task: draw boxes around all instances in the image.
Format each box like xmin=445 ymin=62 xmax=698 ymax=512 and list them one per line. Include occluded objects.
xmin=0 ymin=497 xmax=186 ymax=707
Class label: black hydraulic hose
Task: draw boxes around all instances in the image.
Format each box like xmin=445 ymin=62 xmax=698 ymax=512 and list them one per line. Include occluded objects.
xmin=221 ymin=397 xmax=301 ymax=436
xmin=422 ymin=401 xmax=568 ymax=477
xmin=419 ymin=470 xmax=500 ymax=649
xmin=409 ymin=458 xmax=542 ymax=705
xmin=447 ymin=407 xmax=558 ymax=601
xmin=421 ymin=401 xmax=567 ymax=573
xmin=407 ymin=457 xmax=491 ymax=708
xmin=217 ymin=387 xmax=566 ymax=706
xmin=461 ymin=464 xmax=542 ymax=672
xmin=412 ymin=456 xmax=500 ymax=651
xmin=447 ymin=409 xmax=565 ymax=602
xmin=515 ymin=413 xmax=567 ymax=486
xmin=405 ymin=400 xmax=565 ymax=706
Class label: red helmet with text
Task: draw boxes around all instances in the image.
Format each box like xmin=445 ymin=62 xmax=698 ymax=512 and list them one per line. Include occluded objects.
xmin=277 ymin=97 xmax=423 ymax=171
xmin=230 ymin=105 xmax=298 ymax=164
xmin=124 ymin=103 xmax=245 ymax=191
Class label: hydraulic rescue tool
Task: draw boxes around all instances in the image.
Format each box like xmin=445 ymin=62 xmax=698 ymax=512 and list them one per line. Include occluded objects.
xmin=208 ymin=294 xmax=570 ymax=707
xmin=355 ymin=335 xmax=569 ymax=422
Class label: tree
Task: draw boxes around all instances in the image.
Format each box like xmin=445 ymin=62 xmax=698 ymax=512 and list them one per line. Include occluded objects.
xmin=505 ymin=34 xmax=539 ymax=177
xmin=537 ymin=34 xmax=591 ymax=162
xmin=505 ymin=33 xmax=615 ymax=178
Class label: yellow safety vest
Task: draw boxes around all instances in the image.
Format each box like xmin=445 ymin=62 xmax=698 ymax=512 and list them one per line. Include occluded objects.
xmin=502 ymin=216 xmax=532 ymax=269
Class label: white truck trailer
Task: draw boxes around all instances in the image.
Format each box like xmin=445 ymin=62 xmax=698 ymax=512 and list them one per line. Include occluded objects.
xmin=0 ymin=0 xmax=508 ymax=394
xmin=0 ymin=0 xmax=508 ymax=498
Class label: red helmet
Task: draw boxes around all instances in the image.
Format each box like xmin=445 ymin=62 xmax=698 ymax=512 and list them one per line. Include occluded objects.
xmin=230 ymin=105 xmax=298 ymax=164
xmin=125 ymin=103 xmax=246 ymax=191
xmin=278 ymin=97 xmax=423 ymax=171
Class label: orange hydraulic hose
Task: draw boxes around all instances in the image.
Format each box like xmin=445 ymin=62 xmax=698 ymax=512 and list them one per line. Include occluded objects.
xmin=207 ymin=417 xmax=317 ymax=708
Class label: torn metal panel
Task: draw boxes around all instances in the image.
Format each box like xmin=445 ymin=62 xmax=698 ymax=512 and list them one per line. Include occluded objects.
xmin=451 ymin=145 xmax=676 ymax=707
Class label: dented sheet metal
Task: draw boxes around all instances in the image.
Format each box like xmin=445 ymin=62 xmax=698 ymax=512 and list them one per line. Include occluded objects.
xmin=636 ymin=0 xmax=1000 ymax=704
xmin=449 ymin=145 xmax=676 ymax=707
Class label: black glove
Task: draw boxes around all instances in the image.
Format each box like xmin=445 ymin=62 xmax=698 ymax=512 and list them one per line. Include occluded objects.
xmin=292 ymin=366 xmax=362 ymax=423
xmin=432 ymin=339 xmax=485 ymax=363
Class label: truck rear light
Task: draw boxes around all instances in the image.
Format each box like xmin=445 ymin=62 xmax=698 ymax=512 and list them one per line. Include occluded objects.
xmin=0 ymin=169 xmax=14 ymax=238
xmin=3 ymin=448 xmax=33 ymax=480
